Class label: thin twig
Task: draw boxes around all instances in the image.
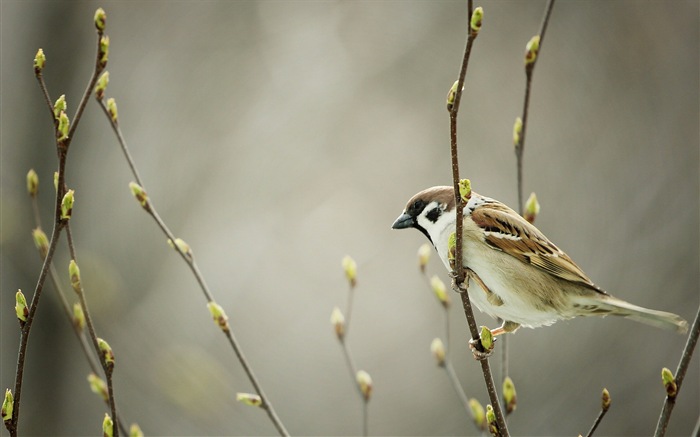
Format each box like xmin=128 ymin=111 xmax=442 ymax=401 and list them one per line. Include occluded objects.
xmin=447 ymin=2 xmax=509 ymax=435
xmin=586 ymin=407 xmax=609 ymax=437
xmin=95 ymin=98 xmax=289 ymax=437
xmin=654 ymin=305 xmax=700 ymax=436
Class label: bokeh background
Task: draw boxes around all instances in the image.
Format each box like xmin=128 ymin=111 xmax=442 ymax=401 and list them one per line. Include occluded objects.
xmin=1 ymin=1 xmax=698 ymax=435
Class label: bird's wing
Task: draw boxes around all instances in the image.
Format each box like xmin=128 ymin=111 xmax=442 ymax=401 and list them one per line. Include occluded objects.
xmin=470 ymin=200 xmax=601 ymax=291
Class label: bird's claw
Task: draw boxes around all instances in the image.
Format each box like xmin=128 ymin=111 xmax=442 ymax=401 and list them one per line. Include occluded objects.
xmin=449 ymin=271 xmax=469 ymax=294
xmin=469 ymin=336 xmax=496 ymax=360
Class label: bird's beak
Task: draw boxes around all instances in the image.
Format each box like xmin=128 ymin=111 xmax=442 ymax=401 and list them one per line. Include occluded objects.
xmin=391 ymin=212 xmax=415 ymax=229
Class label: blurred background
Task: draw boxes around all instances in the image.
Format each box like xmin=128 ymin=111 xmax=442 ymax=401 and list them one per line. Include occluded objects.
xmin=1 ymin=1 xmax=698 ymax=435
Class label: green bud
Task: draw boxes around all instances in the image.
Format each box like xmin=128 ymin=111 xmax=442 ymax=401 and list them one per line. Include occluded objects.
xmin=32 ymin=228 xmax=49 ymax=259
xmin=430 ymin=338 xmax=446 ymax=366
xmin=342 ymin=255 xmax=357 ymax=288
xmin=87 ymin=373 xmax=109 ymax=402
xmin=447 ymin=232 xmax=457 ymax=267
xmin=129 ymin=424 xmax=144 ymax=437
xmin=446 ymin=80 xmax=460 ymax=111
xmin=480 ymin=326 xmax=493 ymax=351
xmin=417 ymin=243 xmax=431 ymax=273
xmin=207 ymin=301 xmax=230 ymax=332
xmin=15 ymin=290 xmax=28 ymax=324
xmin=57 ymin=111 xmax=70 ymax=141
xmin=430 ymin=275 xmax=450 ymax=308
xmin=2 ymin=389 xmax=13 ymax=422
xmin=486 ymin=404 xmax=499 ymax=436
xmin=525 ymin=35 xmax=540 ymax=65
xmin=99 ymin=35 xmax=109 ymax=68
xmin=61 ymin=189 xmax=75 ymax=220
xmin=53 ymin=94 xmax=67 ymax=120
xmin=94 ymin=8 xmax=106 ymax=32
xmin=236 ymin=392 xmax=262 ymax=407
xmin=54 ymin=172 xmax=59 ymax=192
xmin=26 ymin=169 xmax=39 ymax=198
xmin=95 ymin=71 xmax=109 ymax=100
xmin=513 ymin=117 xmax=523 ymax=147
xmin=356 ymin=370 xmax=373 ymax=402
xmin=34 ymin=48 xmax=46 ymax=74
xmin=98 ymin=338 xmax=115 ymax=369
xmin=167 ymin=238 xmax=192 ymax=259
xmin=523 ymin=192 xmax=540 ymax=224
xmin=459 ymin=178 xmax=472 ymax=202
xmin=601 ymin=387 xmax=611 ymax=412
xmin=106 ymin=97 xmax=118 ymax=122
xmin=470 ymin=7 xmax=483 ymax=34
xmin=330 ymin=306 xmax=345 ymax=340
xmin=73 ymin=303 xmax=86 ymax=331
xmin=661 ymin=367 xmax=677 ymax=398
xmin=69 ymin=259 xmax=81 ymax=293
xmin=469 ymin=398 xmax=486 ymax=430
xmin=503 ymin=376 xmax=517 ymax=414
xmin=103 ymin=413 xmax=114 ymax=437
xmin=128 ymin=182 xmax=149 ymax=210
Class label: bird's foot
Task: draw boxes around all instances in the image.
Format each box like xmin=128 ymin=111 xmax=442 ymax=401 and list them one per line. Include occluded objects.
xmin=449 ymin=271 xmax=469 ymax=294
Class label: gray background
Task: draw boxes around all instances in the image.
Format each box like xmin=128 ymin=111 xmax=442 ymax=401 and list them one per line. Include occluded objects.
xmin=1 ymin=1 xmax=698 ymax=435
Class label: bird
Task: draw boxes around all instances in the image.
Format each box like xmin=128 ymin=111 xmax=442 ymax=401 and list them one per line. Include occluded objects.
xmin=392 ymin=185 xmax=688 ymax=337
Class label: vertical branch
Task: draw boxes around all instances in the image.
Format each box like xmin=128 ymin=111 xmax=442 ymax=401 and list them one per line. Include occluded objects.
xmin=654 ymin=305 xmax=700 ymax=436
xmin=446 ymin=3 xmax=509 ymax=435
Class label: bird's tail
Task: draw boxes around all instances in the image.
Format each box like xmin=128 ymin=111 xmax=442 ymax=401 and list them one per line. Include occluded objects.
xmin=575 ymin=295 xmax=688 ymax=334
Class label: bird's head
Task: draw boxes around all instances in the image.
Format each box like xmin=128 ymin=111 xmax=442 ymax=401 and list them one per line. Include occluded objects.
xmin=391 ymin=186 xmax=457 ymax=246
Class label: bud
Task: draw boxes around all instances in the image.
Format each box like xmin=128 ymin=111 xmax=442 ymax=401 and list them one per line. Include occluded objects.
xmin=513 ymin=117 xmax=523 ymax=147
xmin=32 ymin=228 xmax=49 ymax=259
xmin=99 ymin=35 xmax=109 ymax=68
xmin=103 ymin=413 xmax=114 ymax=437
xmin=87 ymin=373 xmax=109 ymax=402
xmin=479 ymin=326 xmax=493 ymax=351
xmin=128 ymin=182 xmax=149 ymax=210
xmin=97 ymin=338 xmax=115 ymax=369
xmin=106 ymin=97 xmax=118 ymax=122
xmin=459 ymin=178 xmax=472 ymax=202
xmin=356 ymin=370 xmax=373 ymax=402
xmin=53 ymin=94 xmax=67 ymax=120
xmin=523 ymin=192 xmax=540 ymax=224
xmin=26 ymin=169 xmax=39 ymax=198
xmin=94 ymin=8 xmax=106 ymax=32
xmin=34 ymin=48 xmax=46 ymax=74
xmin=73 ymin=303 xmax=86 ymax=331
xmin=430 ymin=275 xmax=450 ymax=308
xmin=341 ymin=255 xmax=357 ymax=288
xmin=15 ymin=290 xmax=28 ymax=325
xmin=601 ymin=388 xmax=611 ymax=412
xmin=470 ymin=7 xmax=483 ymax=34
xmin=54 ymin=171 xmax=59 ymax=192
xmin=524 ymin=35 xmax=540 ymax=65
xmin=469 ymin=398 xmax=486 ymax=431
xmin=430 ymin=338 xmax=446 ymax=366
xmin=57 ymin=111 xmax=70 ymax=141
xmin=207 ymin=301 xmax=230 ymax=332
xmin=446 ymin=80 xmax=461 ymax=111
xmin=129 ymin=424 xmax=144 ymax=437
xmin=503 ymin=376 xmax=517 ymax=414
xmin=167 ymin=238 xmax=192 ymax=259
xmin=486 ymin=404 xmax=499 ymax=436
xmin=95 ymin=71 xmax=109 ymax=100
xmin=2 ymin=389 xmax=13 ymax=423
xmin=447 ymin=232 xmax=457 ymax=268
xmin=69 ymin=259 xmax=81 ymax=293
xmin=330 ymin=306 xmax=345 ymax=340
xmin=236 ymin=392 xmax=262 ymax=407
xmin=60 ymin=189 xmax=74 ymax=219
xmin=417 ymin=243 xmax=431 ymax=273
xmin=661 ymin=367 xmax=677 ymax=398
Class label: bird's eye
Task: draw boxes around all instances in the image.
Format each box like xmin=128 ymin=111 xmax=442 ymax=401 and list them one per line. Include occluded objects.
xmin=409 ymin=200 xmax=426 ymax=216
xmin=426 ymin=206 xmax=441 ymax=223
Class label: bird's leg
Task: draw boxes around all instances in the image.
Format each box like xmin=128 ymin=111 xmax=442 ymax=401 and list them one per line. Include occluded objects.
xmin=467 ymin=268 xmax=504 ymax=307
xmin=449 ymin=270 xmax=469 ymax=294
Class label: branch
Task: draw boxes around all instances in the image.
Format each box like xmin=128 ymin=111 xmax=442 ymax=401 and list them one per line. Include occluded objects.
xmin=95 ymin=96 xmax=289 ymax=437
xmin=654 ymin=305 xmax=700 ymax=436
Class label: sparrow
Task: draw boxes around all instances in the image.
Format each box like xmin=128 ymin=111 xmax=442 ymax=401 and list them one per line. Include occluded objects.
xmin=392 ymin=186 xmax=688 ymax=336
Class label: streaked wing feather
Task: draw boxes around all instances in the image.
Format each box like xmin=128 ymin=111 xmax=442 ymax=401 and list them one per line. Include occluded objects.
xmin=471 ymin=201 xmax=598 ymax=289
